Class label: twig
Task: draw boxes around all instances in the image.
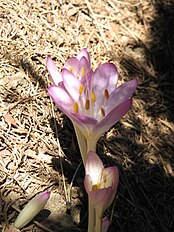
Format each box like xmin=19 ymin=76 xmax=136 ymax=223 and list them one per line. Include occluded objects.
xmin=46 ymin=75 xmax=68 ymax=203
xmin=68 ymin=161 xmax=82 ymax=204
xmin=85 ymin=0 xmax=109 ymax=50
xmin=50 ymin=99 xmax=68 ymax=202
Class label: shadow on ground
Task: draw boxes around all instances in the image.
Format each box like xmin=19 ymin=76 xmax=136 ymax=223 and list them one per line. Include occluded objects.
xmin=113 ymin=1 xmax=174 ymax=232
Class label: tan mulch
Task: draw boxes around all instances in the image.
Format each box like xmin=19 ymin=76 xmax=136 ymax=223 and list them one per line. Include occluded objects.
xmin=0 ymin=0 xmax=174 ymax=231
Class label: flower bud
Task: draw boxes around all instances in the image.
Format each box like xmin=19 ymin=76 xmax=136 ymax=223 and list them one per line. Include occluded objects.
xmin=14 ymin=191 xmax=50 ymax=229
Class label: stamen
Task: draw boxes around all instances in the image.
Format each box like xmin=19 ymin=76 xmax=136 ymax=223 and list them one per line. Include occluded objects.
xmin=81 ymin=67 xmax=85 ymax=77
xmin=74 ymin=102 xmax=79 ymax=114
xmin=103 ymin=172 xmax=107 ymax=184
xmin=91 ymin=91 xmax=96 ymax=102
xmin=69 ymin=67 xmax=74 ymax=74
xmin=85 ymin=99 xmax=90 ymax=110
xmin=92 ymin=183 xmax=100 ymax=191
xmin=102 ymin=171 xmax=107 ymax=188
xmin=79 ymin=84 xmax=84 ymax=94
xmin=104 ymin=89 xmax=109 ymax=100
xmin=101 ymin=107 xmax=106 ymax=117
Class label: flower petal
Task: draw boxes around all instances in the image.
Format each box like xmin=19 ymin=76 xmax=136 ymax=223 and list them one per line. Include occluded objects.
xmin=73 ymin=114 xmax=97 ymax=125
xmin=89 ymin=187 xmax=113 ymax=215
xmin=103 ymin=167 xmax=119 ymax=190
xmin=94 ymin=99 xmax=132 ymax=140
xmin=76 ymin=48 xmax=90 ymax=64
xmin=63 ymin=57 xmax=80 ymax=76
xmin=103 ymin=167 xmax=119 ymax=207
xmin=48 ymin=85 xmax=73 ymax=113
xmin=85 ymin=151 xmax=104 ymax=184
xmin=79 ymin=56 xmax=91 ymax=77
xmin=105 ymin=79 xmax=137 ymax=113
xmin=46 ymin=57 xmax=62 ymax=85
xmin=72 ymin=116 xmax=97 ymax=147
xmin=84 ymin=174 xmax=93 ymax=193
xmin=48 ymin=86 xmax=97 ymax=133
xmin=92 ymin=63 xmax=118 ymax=96
xmin=62 ymin=69 xmax=81 ymax=101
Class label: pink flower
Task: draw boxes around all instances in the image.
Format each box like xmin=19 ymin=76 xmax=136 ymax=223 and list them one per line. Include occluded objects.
xmin=47 ymin=49 xmax=137 ymax=145
xmin=84 ymin=151 xmax=119 ymax=217
xmin=46 ymin=48 xmax=91 ymax=85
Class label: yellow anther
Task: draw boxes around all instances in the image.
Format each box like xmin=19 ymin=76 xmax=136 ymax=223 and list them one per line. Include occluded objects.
xmin=91 ymin=91 xmax=96 ymax=102
xmin=104 ymin=89 xmax=109 ymax=100
xmin=103 ymin=172 xmax=107 ymax=183
xmin=101 ymin=107 xmax=106 ymax=117
xmin=81 ymin=67 xmax=85 ymax=77
xmin=74 ymin=102 xmax=79 ymax=114
xmin=79 ymin=84 xmax=84 ymax=94
xmin=69 ymin=67 xmax=74 ymax=74
xmin=92 ymin=183 xmax=100 ymax=191
xmin=85 ymin=99 xmax=90 ymax=110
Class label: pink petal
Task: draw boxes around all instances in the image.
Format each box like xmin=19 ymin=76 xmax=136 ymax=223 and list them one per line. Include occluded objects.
xmin=71 ymin=115 xmax=97 ymax=140
xmin=102 ymin=167 xmax=119 ymax=207
xmin=79 ymin=56 xmax=91 ymax=76
xmin=89 ymin=187 xmax=113 ymax=213
xmin=63 ymin=57 xmax=80 ymax=77
xmin=80 ymin=70 xmax=93 ymax=93
xmin=62 ymin=69 xmax=81 ymax=101
xmin=46 ymin=57 xmax=62 ymax=85
xmin=95 ymin=99 xmax=132 ymax=140
xmin=105 ymin=79 xmax=137 ymax=113
xmin=48 ymin=86 xmax=96 ymax=130
xmin=84 ymin=174 xmax=93 ymax=193
xmin=76 ymin=48 xmax=90 ymax=64
xmin=103 ymin=167 xmax=119 ymax=190
xmin=85 ymin=151 xmax=104 ymax=183
xmin=92 ymin=63 xmax=118 ymax=97
xmin=73 ymin=113 xmax=97 ymax=125
xmin=38 ymin=191 xmax=50 ymax=201
xmin=48 ymin=85 xmax=73 ymax=114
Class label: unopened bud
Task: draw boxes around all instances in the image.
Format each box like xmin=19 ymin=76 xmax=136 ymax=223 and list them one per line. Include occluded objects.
xmin=14 ymin=191 xmax=50 ymax=229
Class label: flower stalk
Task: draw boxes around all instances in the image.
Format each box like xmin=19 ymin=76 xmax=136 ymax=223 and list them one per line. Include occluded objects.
xmin=95 ymin=214 xmax=102 ymax=232
xmin=73 ymin=123 xmax=87 ymax=164
xmin=86 ymin=136 xmax=97 ymax=232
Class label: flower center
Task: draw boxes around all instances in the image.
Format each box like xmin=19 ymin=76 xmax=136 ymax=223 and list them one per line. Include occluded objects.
xmin=92 ymin=183 xmax=100 ymax=190
xmin=92 ymin=171 xmax=108 ymax=191
xmin=73 ymin=67 xmax=110 ymax=120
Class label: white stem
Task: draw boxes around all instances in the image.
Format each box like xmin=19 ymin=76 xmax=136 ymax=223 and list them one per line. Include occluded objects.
xmin=73 ymin=123 xmax=87 ymax=165
xmin=87 ymin=138 xmax=97 ymax=232
xmin=95 ymin=214 xmax=102 ymax=232
xmin=88 ymin=199 xmax=95 ymax=232
xmin=87 ymin=137 xmax=97 ymax=153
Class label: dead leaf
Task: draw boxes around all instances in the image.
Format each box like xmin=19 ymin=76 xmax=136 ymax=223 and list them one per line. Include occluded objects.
xmin=3 ymin=113 xmax=17 ymax=127
xmin=4 ymin=225 xmax=20 ymax=232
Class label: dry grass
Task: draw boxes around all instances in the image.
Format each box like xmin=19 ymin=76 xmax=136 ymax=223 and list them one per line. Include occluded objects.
xmin=0 ymin=0 xmax=174 ymax=231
